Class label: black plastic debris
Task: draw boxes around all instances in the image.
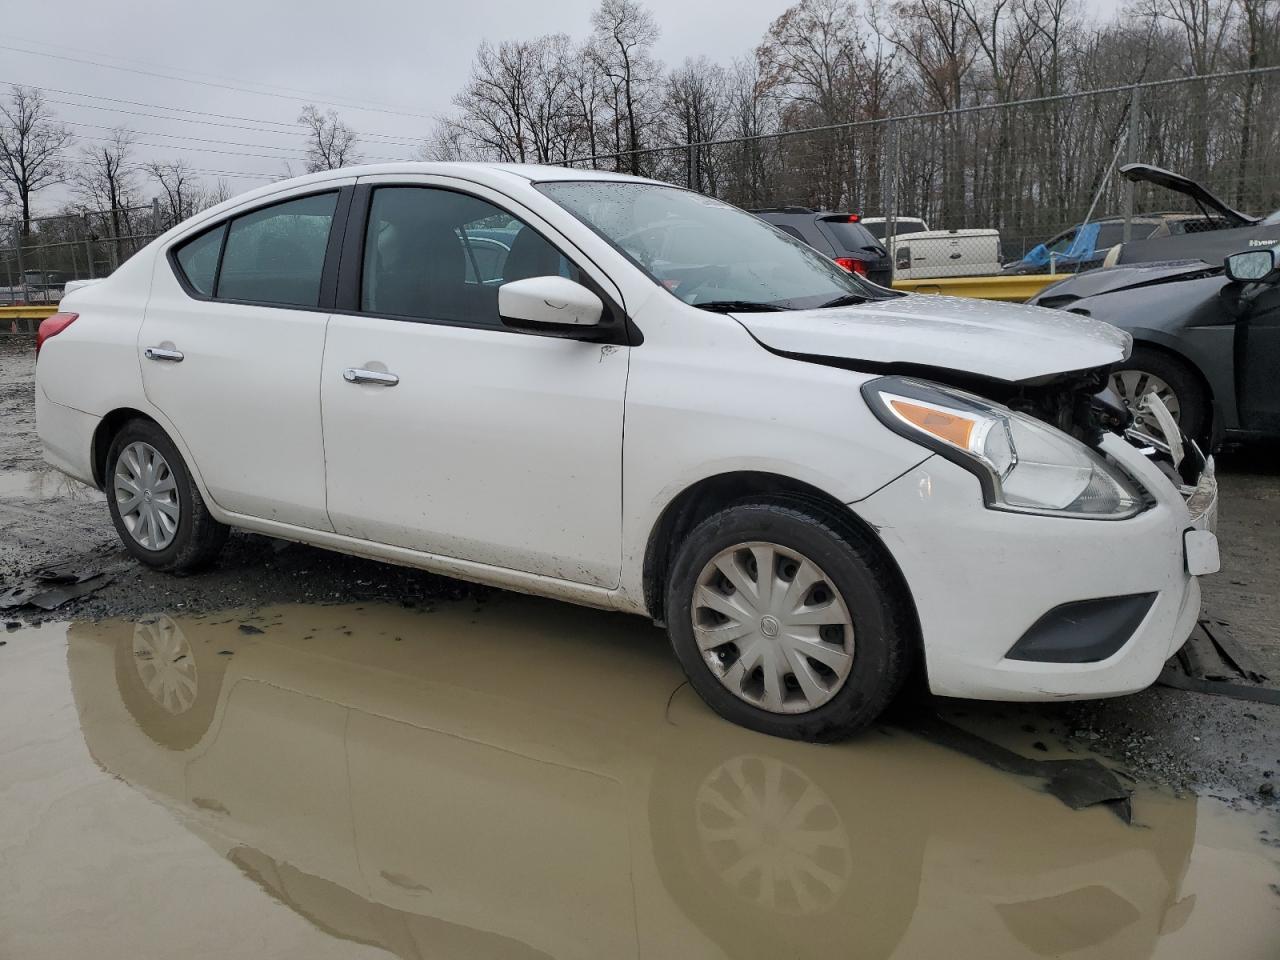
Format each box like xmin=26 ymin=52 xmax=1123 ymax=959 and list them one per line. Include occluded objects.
xmin=910 ymin=715 xmax=1133 ymax=823
xmin=1158 ymin=618 xmax=1280 ymax=706
xmin=0 ymin=554 xmax=113 ymax=612
xmin=25 ymin=574 xmax=113 ymax=611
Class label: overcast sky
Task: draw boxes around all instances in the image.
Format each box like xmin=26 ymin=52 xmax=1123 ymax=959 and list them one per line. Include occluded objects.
xmin=2 ymin=0 xmax=1126 ymax=215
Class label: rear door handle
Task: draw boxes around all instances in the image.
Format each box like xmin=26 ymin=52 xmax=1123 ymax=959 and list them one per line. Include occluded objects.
xmin=144 ymin=346 xmax=184 ymax=362
xmin=343 ymin=368 xmax=400 ymax=387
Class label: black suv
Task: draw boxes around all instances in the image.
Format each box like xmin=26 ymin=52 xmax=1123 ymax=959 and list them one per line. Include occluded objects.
xmin=751 ymin=207 xmax=893 ymax=286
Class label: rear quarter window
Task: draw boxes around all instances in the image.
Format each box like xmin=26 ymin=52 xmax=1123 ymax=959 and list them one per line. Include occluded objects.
xmin=173 ymin=224 xmax=226 ymax=296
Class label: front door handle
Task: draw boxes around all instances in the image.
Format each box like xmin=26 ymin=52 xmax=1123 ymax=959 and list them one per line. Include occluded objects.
xmin=144 ymin=346 xmax=184 ymax=362
xmin=343 ymin=367 xmax=399 ymax=387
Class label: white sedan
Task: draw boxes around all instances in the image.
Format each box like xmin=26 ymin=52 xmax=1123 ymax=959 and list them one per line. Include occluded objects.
xmin=35 ymin=163 xmax=1219 ymax=740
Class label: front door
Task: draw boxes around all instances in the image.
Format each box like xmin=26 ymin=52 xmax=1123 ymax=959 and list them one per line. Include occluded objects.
xmin=139 ymin=189 xmax=348 ymax=529
xmin=320 ymin=182 xmax=628 ymax=587
xmin=1236 ymin=280 xmax=1280 ymax=433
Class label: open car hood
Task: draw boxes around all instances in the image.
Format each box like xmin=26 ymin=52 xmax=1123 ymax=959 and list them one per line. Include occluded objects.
xmin=1119 ymin=163 xmax=1257 ymax=227
xmin=731 ymin=294 xmax=1131 ymax=382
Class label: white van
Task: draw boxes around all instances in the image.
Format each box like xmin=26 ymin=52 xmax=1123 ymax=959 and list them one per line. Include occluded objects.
xmin=861 ymin=217 xmax=1003 ymax=280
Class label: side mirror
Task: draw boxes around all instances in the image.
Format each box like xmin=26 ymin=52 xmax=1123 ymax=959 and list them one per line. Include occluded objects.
xmin=499 ymin=276 xmax=603 ymax=332
xmin=1224 ymin=246 xmax=1279 ymax=283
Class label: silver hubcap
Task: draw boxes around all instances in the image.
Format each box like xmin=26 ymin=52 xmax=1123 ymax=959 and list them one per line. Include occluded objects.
xmin=1111 ymin=369 xmax=1181 ymax=436
xmin=692 ymin=542 xmax=855 ymax=715
xmin=132 ymin=616 xmax=197 ymax=715
xmin=114 ymin=441 xmax=180 ymax=551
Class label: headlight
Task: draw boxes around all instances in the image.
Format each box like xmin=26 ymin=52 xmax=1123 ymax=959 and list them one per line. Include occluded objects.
xmin=862 ymin=377 xmax=1144 ymax=520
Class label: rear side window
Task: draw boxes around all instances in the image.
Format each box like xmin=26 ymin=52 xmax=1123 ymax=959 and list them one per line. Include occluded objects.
xmin=216 ymin=193 xmax=338 ymax=306
xmin=174 ymin=224 xmax=225 ymax=296
xmin=773 ymin=224 xmax=807 ymax=243
xmin=1095 ymin=223 xmax=1128 ymax=248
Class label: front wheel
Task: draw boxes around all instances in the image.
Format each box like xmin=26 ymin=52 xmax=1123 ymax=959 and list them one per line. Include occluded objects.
xmin=105 ymin=419 xmax=228 ymax=573
xmin=1110 ymin=347 xmax=1208 ymax=446
xmin=665 ymin=501 xmax=914 ymax=742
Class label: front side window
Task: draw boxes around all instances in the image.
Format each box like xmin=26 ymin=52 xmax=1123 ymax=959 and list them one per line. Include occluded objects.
xmin=361 ymin=186 xmax=576 ymax=324
xmin=537 ymin=181 xmax=883 ymax=311
xmin=216 ymin=192 xmax=337 ymax=306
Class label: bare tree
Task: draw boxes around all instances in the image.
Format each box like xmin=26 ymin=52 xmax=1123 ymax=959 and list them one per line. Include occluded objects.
xmin=298 ymin=105 xmax=360 ymax=171
xmin=194 ymin=177 xmax=235 ymax=211
xmin=145 ymin=159 xmax=199 ymax=227
xmin=450 ymin=40 xmax=537 ymax=162
xmin=666 ymin=57 xmax=729 ymax=190
xmin=0 ymin=86 xmax=72 ymax=235
xmin=75 ymin=128 xmax=138 ymax=265
xmin=591 ymin=0 xmax=661 ymax=174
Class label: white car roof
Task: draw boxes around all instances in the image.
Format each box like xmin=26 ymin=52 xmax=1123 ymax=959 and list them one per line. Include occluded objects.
xmin=266 ymin=161 xmax=660 ymax=193
xmin=159 ymin=162 xmax=669 ymax=248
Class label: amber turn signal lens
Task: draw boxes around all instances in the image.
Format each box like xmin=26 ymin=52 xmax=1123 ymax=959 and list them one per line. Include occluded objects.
xmin=888 ymin=398 xmax=977 ymax=449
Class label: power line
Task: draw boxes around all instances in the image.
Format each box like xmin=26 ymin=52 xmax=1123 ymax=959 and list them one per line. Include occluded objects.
xmin=0 ymin=43 xmax=437 ymax=122
xmin=58 ymin=118 xmax=312 ymax=157
xmin=71 ymin=130 xmax=411 ymax=165
xmin=60 ymin=154 xmax=277 ymax=180
xmin=0 ymin=79 xmax=432 ymax=146
xmin=3 ymin=34 xmax=435 ymax=120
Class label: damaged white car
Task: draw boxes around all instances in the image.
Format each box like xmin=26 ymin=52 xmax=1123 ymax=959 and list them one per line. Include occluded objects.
xmin=35 ymin=164 xmax=1219 ymax=740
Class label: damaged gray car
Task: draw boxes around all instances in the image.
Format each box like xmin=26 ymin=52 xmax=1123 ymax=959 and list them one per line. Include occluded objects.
xmin=1030 ymin=246 xmax=1280 ymax=447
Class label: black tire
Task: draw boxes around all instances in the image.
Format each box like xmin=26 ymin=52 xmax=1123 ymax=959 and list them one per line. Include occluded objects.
xmin=664 ymin=500 xmax=914 ymax=742
xmin=105 ymin=418 xmax=228 ymax=573
xmin=1114 ymin=347 xmax=1209 ymax=444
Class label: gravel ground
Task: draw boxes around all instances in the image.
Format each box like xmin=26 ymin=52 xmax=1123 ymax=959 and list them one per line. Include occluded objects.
xmin=3 ymin=334 xmax=1278 ymax=803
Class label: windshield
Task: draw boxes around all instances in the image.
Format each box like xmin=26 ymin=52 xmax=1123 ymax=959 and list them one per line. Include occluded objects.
xmin=536 ymin=181 xmax=885 ymax=310
xmin=1262 ymin=208 xmax=1280 ymax=226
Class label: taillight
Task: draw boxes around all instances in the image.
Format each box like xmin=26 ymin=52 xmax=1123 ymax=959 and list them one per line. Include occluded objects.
xmin=35 ymin=312 xmax=78 ymax=358
xmin=834 ymin=257 xmax=867 ymax=276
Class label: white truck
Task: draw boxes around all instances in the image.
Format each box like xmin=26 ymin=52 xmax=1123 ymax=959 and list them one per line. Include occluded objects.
xmin=861 ymin=217 xmax=1002 ymax=280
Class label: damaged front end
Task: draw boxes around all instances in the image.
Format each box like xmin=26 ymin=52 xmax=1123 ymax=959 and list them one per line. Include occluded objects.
xmin=1125 ymin=393 xmax=1219 ymax=536
xmin=876 ymin=362 xmax=1218 ymax=535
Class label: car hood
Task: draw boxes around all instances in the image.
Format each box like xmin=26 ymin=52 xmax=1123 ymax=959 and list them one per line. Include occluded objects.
xmin=1030 ymin=259 xmax=1220 ymax=303
xmin=1119 ymin=163 xmax=1257 ymax=227
xmin=731 ymin=294 xmax=1131 ymax=382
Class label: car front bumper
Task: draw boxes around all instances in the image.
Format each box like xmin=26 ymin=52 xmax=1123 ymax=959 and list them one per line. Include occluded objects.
xmin=852 ymin=432 xmax=1217 ymax=701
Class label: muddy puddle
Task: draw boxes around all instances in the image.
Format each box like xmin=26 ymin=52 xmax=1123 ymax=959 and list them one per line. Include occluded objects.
xmin=1 ymin=595 xmax=1277 ymax=959
xmin=0 ymin=468 xmax=104 ymax=503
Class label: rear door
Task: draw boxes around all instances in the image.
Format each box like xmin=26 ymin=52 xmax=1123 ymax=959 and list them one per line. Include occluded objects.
xmin=320 ymin=177 xmax=629 ymax=587
xmin=139 ymin=185 xmax=351 ymax=529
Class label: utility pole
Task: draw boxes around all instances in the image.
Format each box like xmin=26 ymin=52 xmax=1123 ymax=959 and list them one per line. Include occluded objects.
xmin=1122 ymin=85 xmax=1141 ymax=243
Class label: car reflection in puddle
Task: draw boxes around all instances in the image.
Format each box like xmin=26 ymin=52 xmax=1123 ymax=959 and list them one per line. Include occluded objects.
xmin=28 ymin=596 xmax=1277 ymax=958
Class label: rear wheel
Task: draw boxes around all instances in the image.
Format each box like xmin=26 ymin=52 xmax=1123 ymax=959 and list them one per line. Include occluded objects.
xmin=665 ymin=501 xmax=913 ymax=742
xmin=1110 ymin=347 xmax=1208 ymax=445
xmin=105 ymin=419 xmax=228 ymax=572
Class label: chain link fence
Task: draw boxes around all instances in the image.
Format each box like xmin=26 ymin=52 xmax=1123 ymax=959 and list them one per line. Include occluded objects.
xmin=569 ymin=67 xmax=1280 ymax=279
xmin=0 ymin=201 xmax=165 ymax=306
